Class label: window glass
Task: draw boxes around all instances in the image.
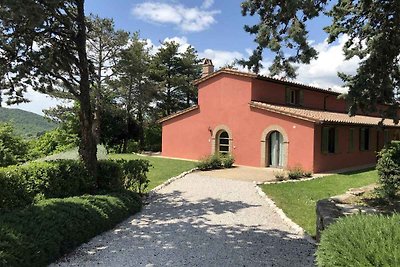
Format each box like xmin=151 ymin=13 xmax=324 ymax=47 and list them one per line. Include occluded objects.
xmin=360 ymin=128 xmax=370 ymax=151
xmin=322 ymin=126 xmax=338 ymax=154
xmin=218 ymin=131 xmax=230 ymax=154
xmin=286 ymin=88 xmax=303 ymax=105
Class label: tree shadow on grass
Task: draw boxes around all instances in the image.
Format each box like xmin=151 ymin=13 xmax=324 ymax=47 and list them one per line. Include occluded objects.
xmin=55 ymin=190 xmax=316 ymax=267
xmin=339 ymin=167 xmax=376 ymax=176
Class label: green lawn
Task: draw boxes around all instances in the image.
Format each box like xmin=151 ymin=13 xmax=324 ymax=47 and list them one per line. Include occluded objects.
xmin=261 ymin=169 xmax=378 ymax=237
xmin=108 ymin=154 xmax=197 ymax=190
xmin=38 ymin=145 xmax=108 ymax=161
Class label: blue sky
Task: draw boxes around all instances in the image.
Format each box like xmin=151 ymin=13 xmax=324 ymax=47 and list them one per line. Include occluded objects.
xmin=6 ymin=0 xmax=358 ymax=115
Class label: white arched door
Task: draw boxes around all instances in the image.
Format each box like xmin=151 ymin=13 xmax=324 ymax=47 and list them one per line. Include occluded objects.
xmin=269 ymin=131 xmax=284 ymax=167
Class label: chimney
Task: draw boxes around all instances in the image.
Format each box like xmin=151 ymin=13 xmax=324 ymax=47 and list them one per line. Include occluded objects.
xmin=202 ymin=58 xmax=214 ymax=77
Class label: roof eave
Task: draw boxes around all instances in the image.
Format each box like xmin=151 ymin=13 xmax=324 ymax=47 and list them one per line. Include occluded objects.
xmin=157 ymin=105 xmax=199 ymax=124
xmin=249 ymin=102 xmax=318 ymax=123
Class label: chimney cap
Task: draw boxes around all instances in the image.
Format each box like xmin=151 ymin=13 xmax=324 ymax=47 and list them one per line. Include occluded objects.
xmin=202 ymin=58 xmax=213 ymax=66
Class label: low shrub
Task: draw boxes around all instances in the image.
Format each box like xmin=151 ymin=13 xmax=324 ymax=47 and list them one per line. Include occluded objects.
xmin=197 ymin=154 xmax=223 ymax=171
xmin=287 ymin=166 xmax=304 ymax=180
xmin=97 ymin=160 xmax=124 ymax=191
xmin=221 ymin=154 xmax=235 ymax=168
xmin=376 ymin=141 xmax=400 ymax=199
xmin=0 ymin=161 xmax=94 ymax=212
xmin=303 ymin=170 xmax=313 ymax=178
xmin=119 ymin=159 xmax=152 ymax=194
xmin=287 ymin=166 xmax=313 ymax=180
xmin=273 ymin=170 xmax=287 ymax=181
xmin=317 ymin=214 xmax=400 ymax=267
xmin=0 ymin=159 xmax=151 ymax=212
xmin=0 ymin=191 xmax=142 ymax=267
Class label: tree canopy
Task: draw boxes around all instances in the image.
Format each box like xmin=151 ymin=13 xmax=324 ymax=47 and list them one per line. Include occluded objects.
xmin=0 ymin=0 xmax=98 ymax=176
xmin=241 ymin=0 xmax=400 ymax=120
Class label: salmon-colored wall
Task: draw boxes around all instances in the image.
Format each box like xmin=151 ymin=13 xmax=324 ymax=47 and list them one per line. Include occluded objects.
xmin=313 ymin=125 xmax=382 ymax=173
xmin=251 ymin=79 xmax=346 ymax=112
xmin=162 ymin=73 xmax=395 ymax=173
xmin=250 ymin=78 xmax=396 ymax=117
xmin=162 ymin=73 xmax=316 ymax=171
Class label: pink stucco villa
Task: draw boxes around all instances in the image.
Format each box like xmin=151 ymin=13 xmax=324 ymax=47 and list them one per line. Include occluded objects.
xmin=159 ymin=60 xmax=400 ymax=173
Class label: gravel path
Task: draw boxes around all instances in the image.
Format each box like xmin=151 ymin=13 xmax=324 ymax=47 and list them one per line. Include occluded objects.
xmin=52 ymin=173 xmax=316 ymax=267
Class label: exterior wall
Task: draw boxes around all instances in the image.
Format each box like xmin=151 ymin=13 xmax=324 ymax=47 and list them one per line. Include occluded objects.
xmin=162 ymin=72 xmax=400 ymax=173
xmin=313 ymin=125 xmax=383 ymax=173
xmin=162 ymin=73 xmax=316 ymax=171
xmin=162 ymin=74 xmax=253 ymax=161
xmin=251 ymin=79 xmax=346 ymax=112
xmin=162 ymin=72 xmax=314 ymax=170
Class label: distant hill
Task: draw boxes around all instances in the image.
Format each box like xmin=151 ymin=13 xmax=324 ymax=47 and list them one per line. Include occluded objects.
xmin=0 ymin=107 xmax=57 ymax=138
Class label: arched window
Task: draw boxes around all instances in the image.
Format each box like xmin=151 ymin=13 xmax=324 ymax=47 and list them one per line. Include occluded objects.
xmin=218 ymin=131 xmax=230 ymax=154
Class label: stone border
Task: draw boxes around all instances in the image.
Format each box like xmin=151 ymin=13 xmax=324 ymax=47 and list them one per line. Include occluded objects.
xmin=147 ymin=168 xmax=198 ymax=199
xmin=254 ymin=183 xmax=316 ymax=244
xmin=256 ymin=174 xmax=330 ymax=186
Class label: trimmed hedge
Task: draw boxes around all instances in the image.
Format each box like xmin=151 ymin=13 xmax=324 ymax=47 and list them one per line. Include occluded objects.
xmin=317 ymin=214 xmax=400 ymax=267
xmin=0 ymin=160 xmax=94 ymax=212
xmin=0 ymin=159 xmax=148 ymax=212
xmin=0 ymin=191 xmax=142 ymax=267
xmin=197 ymin=153 xmax=235 ymax=171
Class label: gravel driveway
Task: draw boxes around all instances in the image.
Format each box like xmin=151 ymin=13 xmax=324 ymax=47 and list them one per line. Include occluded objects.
xmin=52 ymin=173 xmax=315 ymax=267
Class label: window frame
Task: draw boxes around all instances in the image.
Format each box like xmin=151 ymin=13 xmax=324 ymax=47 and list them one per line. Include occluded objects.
xmin=322 ymin=126 xmax=339 ymax=154
xmin=285 ymin=88 xmax=304 ymax=106
xmin=218 ymin=131 xmax=230 ymax=154
xmin=359 ymin=127 xmax=370 ymax=151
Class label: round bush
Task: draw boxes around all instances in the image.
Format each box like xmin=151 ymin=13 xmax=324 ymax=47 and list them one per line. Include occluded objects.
xmin=376 ymin=141 xmax=400 ymax=198
xmin=317 ymin=214 xmax=400 ymax=267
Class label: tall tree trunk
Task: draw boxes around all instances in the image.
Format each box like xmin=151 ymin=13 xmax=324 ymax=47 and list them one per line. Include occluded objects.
xmin=76 ymin=0 xmax=98 ymax=179
xmin=138 ymin=108 xmax=144 ymax=150
xmin=92 ymin=36 xmax=103 ymax=145
xmin=123 ymin=75 xmax=133 ymax=153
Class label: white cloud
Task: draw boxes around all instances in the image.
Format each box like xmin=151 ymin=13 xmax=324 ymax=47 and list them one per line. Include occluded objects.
xmin=146 ymin=36 xmax=191 ymax=55
xmin=2 ymin=89 xmax=68 ymax=115
xmin=295 ymin=35 xmax=359 ymax=93
xmin=202 ymin=0 xmax=214 ymax=9
xmin=132 ymin=2 xmax=220 ymax=32
xmin=199 ymin=49 xmax=243 ymax=69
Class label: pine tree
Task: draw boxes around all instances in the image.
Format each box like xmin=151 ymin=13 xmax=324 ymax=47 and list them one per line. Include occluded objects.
xmin=0 ymin=0 xmax=98 ymax=177
xmin=111 ymin=33 xmax=155 ymax=151
xmin=241 ymin=0 xmax=400 ymax=120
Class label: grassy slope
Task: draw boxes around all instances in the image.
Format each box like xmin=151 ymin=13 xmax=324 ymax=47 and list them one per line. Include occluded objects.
xmin=0 ymin=107 xmax=57 ymax=138
xmin=261 ymin=169 xmax=378 ymax=237
xmin=39 ymin=145 xmax=108 ymax=161
xmin=108 ymin=154 xmax=197 ymax=190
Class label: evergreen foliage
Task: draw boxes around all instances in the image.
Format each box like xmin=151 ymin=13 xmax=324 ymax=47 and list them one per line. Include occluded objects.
xmin=241 ymin=0 xmax=400 ymax=119
xmin=0 ymin=191 xmax=142 ymax=267
xmin=317 ymin=214 xmax=400 ymax=267
xmin=376 ymin=141 xmax=400 ymax=199
xmin=0 ymin=123 xmax=29 ymax=166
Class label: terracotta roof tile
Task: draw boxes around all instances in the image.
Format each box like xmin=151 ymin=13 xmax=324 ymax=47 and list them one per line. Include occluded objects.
xmin=157 ymin=105 xmax=199 ymax=123
xmin=250 ymin=101 xmax=400 ymax=127
xmin=194 ymin=68 xmax=340 ymax=96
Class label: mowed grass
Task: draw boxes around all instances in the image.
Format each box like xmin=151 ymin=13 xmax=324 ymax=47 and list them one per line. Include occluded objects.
xmin=108 ymin=154 xmax=197 ymax=190
xmin=38 ymin=145 xmax=108 ymax=161
xmin=260 ymin=169 xmax=378 ymax=237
